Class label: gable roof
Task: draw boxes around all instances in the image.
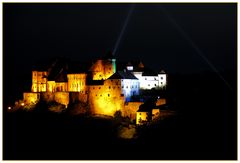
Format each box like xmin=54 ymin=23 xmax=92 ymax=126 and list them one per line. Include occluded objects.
xmin=108 ymin=71 xmax=138 ymax=80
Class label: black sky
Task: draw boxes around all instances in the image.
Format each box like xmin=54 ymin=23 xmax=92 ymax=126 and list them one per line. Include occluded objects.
xmin=4 ymin=3 xmax=237 ymax=72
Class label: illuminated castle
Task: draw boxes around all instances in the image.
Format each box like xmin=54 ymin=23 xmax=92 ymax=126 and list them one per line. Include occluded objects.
xmin=23 ymin=52 xmax=167 ymax=123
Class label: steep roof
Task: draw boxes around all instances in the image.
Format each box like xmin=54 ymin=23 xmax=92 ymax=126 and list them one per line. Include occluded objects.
xmin=108 ymin=71 xmax=138 ymax=80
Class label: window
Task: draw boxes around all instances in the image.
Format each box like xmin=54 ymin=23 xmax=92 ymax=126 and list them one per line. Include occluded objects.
xmin=161 ymin=82 xmax=163 ymax=84
xmin=126 ymin=86 xmax=128 ymax=88
xmin=108 ymin=94 xmax=110 ymax=97
xmin=120 ymin=94 xmax=124 ymax=97
xmin=148 ymin=84 xmax=150 ymax=86
xmin=154 ymin=78 xmax=156 ymax=80
xmin=155 ymin=84 xmax=157 ymax=86
xmin=100 ymin=94 xmax=102 ymax=97
xmin=109 ymin=86 xmax=111 ymax=89
xmin=93 ymin=87 xmax=95 ymax=89
xmin=99 ymin=87 xmax=101 ymax=89
xmin=161 ymin=77 xmax=163 ymax=80
xmin=122 ymin=86 xmax=124 ymax=88
xmin=145 ymin=78 xmax=147 ymax=80
xmin=140 ymin=113 xmax=141 ymax=115
xmin=96 ymin=94 xmax=97 ymax=96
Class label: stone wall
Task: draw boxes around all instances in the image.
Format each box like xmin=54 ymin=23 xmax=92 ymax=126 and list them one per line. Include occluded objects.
xmin=23 ymin=92 xmax=40 ymax=104
xmin=123 ymin=102 xmax=144 ymax=120
xmin=70 ymin=92 xmax=88 ymax=103
xmin=156 ymin=98 xmax=166 ymax=106
xmin=54 ymin=92 xmax=69 ymax=107
xmin=41 ymin=92 xmax=55 ymax=103
xmin=88 ymin=80 xmax=125 ymax=116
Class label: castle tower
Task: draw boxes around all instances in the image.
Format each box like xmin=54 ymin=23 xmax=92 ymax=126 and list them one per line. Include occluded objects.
xmin=90 ymin=51 xmax=116 ymax=80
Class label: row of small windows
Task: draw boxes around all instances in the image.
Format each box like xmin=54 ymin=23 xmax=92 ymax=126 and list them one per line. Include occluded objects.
xmin=95 ymin=94 xmax=125 ymax=97
xmin=147 ymin=82 xmax=163 ymax=87
xmin=145 ymin=77 xmax=164 ymax=80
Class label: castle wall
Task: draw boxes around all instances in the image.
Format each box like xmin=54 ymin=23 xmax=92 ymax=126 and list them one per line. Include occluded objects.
xmin=88 ymin=80 xmax=125 ymax=116
xmin=41 ymin=92 xmax=55 ymax=102
xmin=41 ymin=92 xmax=69 ymax=107
xmin=123 ymin=102 xmax=144 ymax=120
xmin=156 ymin=98 xmax=166 ymax=106
xmin=70 ymin=92 xmax=88 ymax=103
xmin=136 ymin=112 xmax=148 ymax=125
xmin=47 ymin=81 xmax=56 ymax=92
xmin=67 ymin=74 xmax=87 ymax=93
xmin=23 ymin=92 xmax=40 ymax=104
xmin=55 ymin=82 xmax=68 ymax=92
xmin=32 ymin=71 xmax=47 ymax=92
xmin=54 ymin=92 xmax=69 ymax=107
xmin=158 ymin=74 xmax=167 ymax=89
xmin=90 ymin=59 xmax=116 ymax=80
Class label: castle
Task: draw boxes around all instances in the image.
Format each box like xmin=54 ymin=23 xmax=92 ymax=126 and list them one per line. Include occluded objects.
xmin=22 ymin=52 xmax=167 ymax=124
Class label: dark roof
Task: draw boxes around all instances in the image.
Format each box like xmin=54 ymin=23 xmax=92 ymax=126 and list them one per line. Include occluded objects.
xmin=142 ymin=68 xmax=158 ymax=76
xmin=108 ymin=71 xmax=138 ymax=80
xmin=67 ymin=61 xmax=91 ymax=74
xmin=47 ymin=58 xmax=68 ymax=82
xmin=159 ymin=70 xmax=166 ymax=74
xmin=137 ymin=104 xmax=152 ymax=112
xmin=87 ymin=79 xmax=104 ymax=86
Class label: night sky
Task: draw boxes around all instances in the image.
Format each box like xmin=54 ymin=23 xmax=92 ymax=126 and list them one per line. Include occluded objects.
xmin=3 ymin=3 xmax=238 ymax=160
xmin=3 ymin=3 xmax=237 ymax=102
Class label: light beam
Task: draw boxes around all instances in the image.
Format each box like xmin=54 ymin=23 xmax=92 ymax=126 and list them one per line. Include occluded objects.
xmin=113 ymin=4 xmax=135 ymax=56
xmin=158 ymin=7 xmax=233 ymax=91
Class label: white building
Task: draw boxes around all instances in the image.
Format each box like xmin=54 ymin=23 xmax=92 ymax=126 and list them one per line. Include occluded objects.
xmin=108 ymin=70 xmax=140 ymax=102
xmin=126 ymin=62 xmax=167 ymax=90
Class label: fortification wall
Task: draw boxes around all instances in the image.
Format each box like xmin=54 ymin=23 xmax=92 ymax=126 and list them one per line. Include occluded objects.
xmin=88 ymin=80 xmax=125 ymax=116
xmin=41 ymin=92 xmax=55 ymax=102
xmin=70 ymin=92 xmax=88 ymax=103
xmin=156 ymin=98 xmax=166 ymax=106
xmin=23 ymin=92 xmax=40 ymax=104
xmin=54 ymin=92 xmax=69 ymax=107
xmin=123 ymin=102 xmax=143 ymax=120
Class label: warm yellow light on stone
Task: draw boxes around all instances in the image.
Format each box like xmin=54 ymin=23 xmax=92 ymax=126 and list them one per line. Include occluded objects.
xmin=136 ymin=112 xmax=148 ymax=125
